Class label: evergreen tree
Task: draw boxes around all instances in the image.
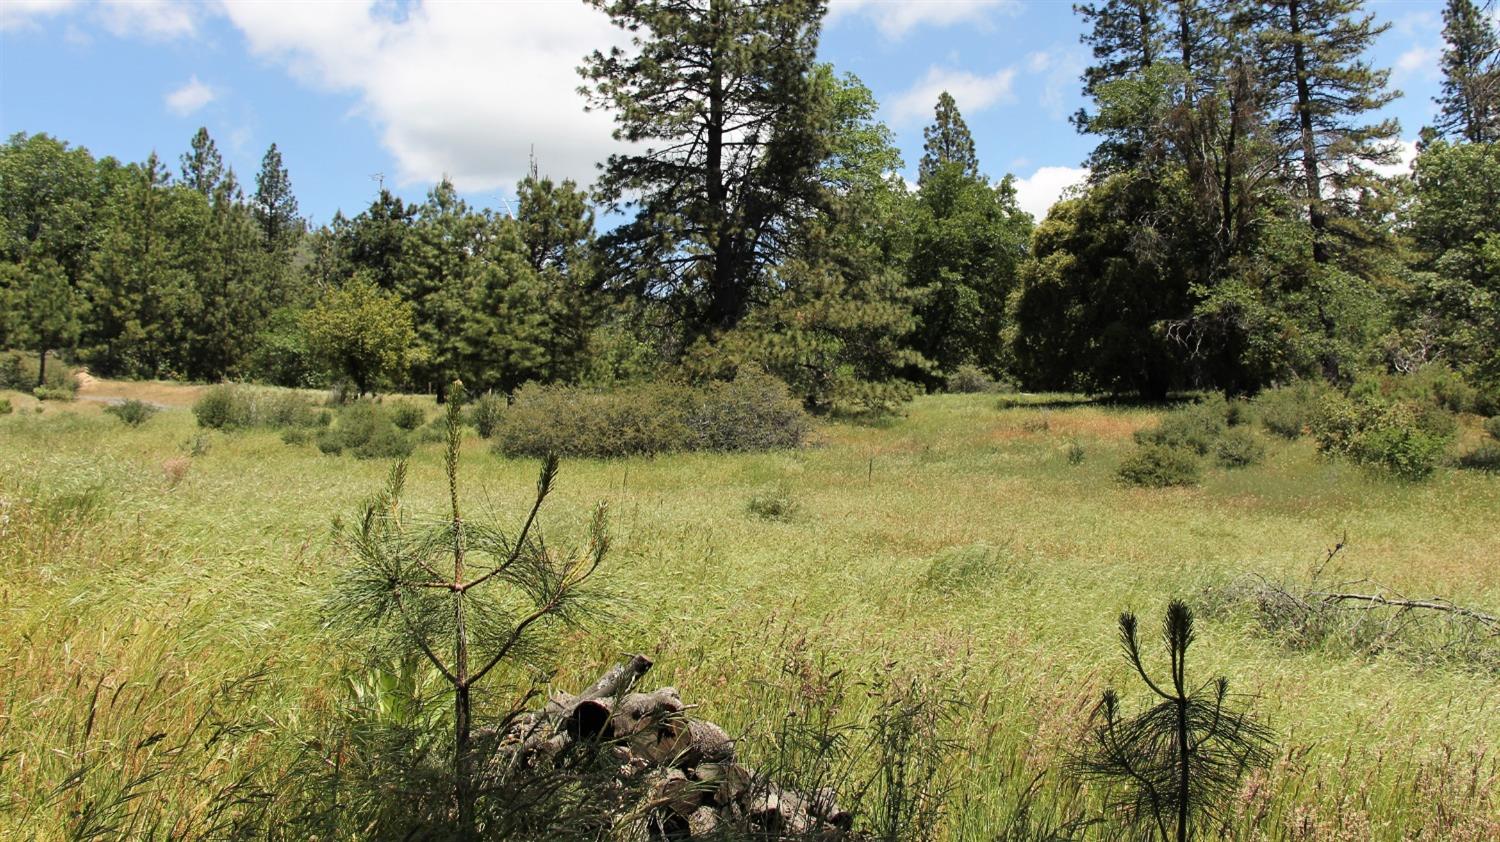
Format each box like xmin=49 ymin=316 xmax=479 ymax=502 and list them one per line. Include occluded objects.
xmin=0 ymin=132 xmax=102 ymax=297
xmin=253 ymin=142 xmax=300 ymax=252
xmin=582 ymin=0 xmax=829 ymax=342
xmin=516 ymin=171 xmax=601 ymax=383
xmin=339 ymin=189 xmax=415 ymax=291
xmin=403 ymin=179 xmax=492 ymax=396
xmin=1075 ymin=0 xmax=1166 ymax=100
xmin=1434 ymin=0 xmax=1500 ymax=143
xmin=303 ymin=275 xmax=422 ymax=396
xmin=179 ymin=127 xmax=224 ymax=196
xmin=1 ymin=258 xmax=85 ymax=386
xmin=917 ymin=91 xmax=980 ymax=184
xmin=1256 ymin=0 xmax=1399 ymax=264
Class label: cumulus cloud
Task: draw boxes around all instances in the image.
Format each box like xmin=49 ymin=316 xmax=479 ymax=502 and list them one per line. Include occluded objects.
xmin=2 ymin=0 xmax=195 ymax=37
xmin=219 ymin=1 xmax=627 ymax=191
xmin=887 ymin=66 xmax=1017 ymax=126
xmin=1024 ymin=44 xmax=1088 ymax=120
xmin=1371 ymin=139 xmax=1420 ymax=179
xmin=1012 ymin=165 xmax=1088 ymax=219
xmin=165 ymin=75 xmax=215 ymax=115
xmin=1396 ymin=44 xmax=1441 ymax=79
xmin=827 ymin=0 xmax=1017 ymax=39
xmin=0 ymin=0 xmax=78 ymax=31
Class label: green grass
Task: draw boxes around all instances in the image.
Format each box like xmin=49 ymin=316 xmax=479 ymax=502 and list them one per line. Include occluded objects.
xmin=2 ymin=390 xmax=1497 ymax=838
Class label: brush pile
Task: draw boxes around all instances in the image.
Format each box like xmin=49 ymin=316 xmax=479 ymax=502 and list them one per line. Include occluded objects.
xmin=490 ymin=654 xmax=855 ymax=840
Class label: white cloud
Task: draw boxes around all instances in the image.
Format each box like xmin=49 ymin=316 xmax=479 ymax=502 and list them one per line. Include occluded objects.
xmin=1012 ymin=165 xmax=1088 ymax=219
xmin=1 ymin=0 xmax=194 ymax=37
xmin=219 ymin=0 xmax=628 ymax=192
xmin=887 ymin=66 xmax=1017 ymax=126
xmin=1025 ymin=44 xmax=1087 ymax=120
xmin=1396 ymin=44 xmax=1440 ymax=79
xmin=0 ymin=0 xmax=78 ymax=31
xmin=1370 ymin=138 xmax=1419 ymax=179
xmin=165 ymin=75 xmax=215 ymax=116
xmin=827 ymin=0 xmax=1017 ymax=39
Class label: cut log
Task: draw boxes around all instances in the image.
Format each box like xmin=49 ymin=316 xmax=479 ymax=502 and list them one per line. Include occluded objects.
xmin=561 ymin=654 xmax=653 ymax=740
xmin=610 ymin=687 xmax=685 ymax=738
xmin=687 ymin=805 xmax=719 ymax=838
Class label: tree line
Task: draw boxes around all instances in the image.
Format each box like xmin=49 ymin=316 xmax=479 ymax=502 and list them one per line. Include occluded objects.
xmin=2 ymin=0 xmax=1495 ymax=411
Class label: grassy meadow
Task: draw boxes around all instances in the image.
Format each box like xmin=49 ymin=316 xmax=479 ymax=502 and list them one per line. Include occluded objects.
xmin=2 ymin=381 xmax=1498 ymax=839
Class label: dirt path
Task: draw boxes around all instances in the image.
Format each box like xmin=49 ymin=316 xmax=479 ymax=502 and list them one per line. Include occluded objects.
xmin=73 ymin=371 xmax=205 ymax=409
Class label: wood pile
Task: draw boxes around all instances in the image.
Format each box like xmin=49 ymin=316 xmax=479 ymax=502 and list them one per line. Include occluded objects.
xmin=491 ymin=654 xmax=855 ymax=840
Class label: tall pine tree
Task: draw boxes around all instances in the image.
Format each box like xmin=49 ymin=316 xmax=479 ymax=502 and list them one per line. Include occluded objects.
xmin=1434 ymin=0 xmax=1500 ymax=143
xmin=253 ymin=142 xmax=300 ymax=252
xmin=917 ymin=92 xmax=980 ymax=184
xmin=179 ymin=127 xmax=224 ymax=196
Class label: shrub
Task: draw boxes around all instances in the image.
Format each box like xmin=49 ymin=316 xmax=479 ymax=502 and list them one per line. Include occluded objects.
xmin=1213 ymin=427 xmax=1266 ymax=468
xmin=315 ymin=402 xmax=414 ymax=460
xmin=945 ymin=364 xmax=997 ymax=394
xmin=1485 ymin=416 xmax=1500 ymax=441
xmin=194 ymin=385 xmax=254 ymax=430
xmin=1135 ymin=396 xmax=1228 ymax=455
xmin=1066 ymin=438 xmax=1085 ymax=465
xmin=0 ymin=398 xmax=11 ymax=416
xmin=0 ymin=350 xmax=77 ymax=395
xmin=1117 ymin=444 xmax=1202 ymax=487
xmin=1456 ymin=443 xmax=1500 ymax=472
xmin=1021 ymin=412 xmax=1051 ymax=433
xmin=281 ymin=428 xmax=312 ymax=446
xmin=494 ymin=371 xmax=808 ymax=459
xmin=194 ymin=384 xmax=319 ymax=430
xmin=746 ymin=483 xmax=799 ymax=521
xmin=390 ymin=401 xmax=427 ymax=431
xmin=104 ymin=399 xmax=157 ymax=427
xmin=468 ymin=393 xmax=505 ymax=439
xmin=1311 ymin=393 xmax=1454 ymax=480
xmin=1353 ymin=366 xmax=1480 ymax=415
xmin=1257 ymin=381 xmax=1327 ymax=439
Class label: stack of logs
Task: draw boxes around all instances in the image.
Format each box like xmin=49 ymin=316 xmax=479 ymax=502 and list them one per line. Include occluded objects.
xmin=492 ymin=654 xmax=854 ymax=840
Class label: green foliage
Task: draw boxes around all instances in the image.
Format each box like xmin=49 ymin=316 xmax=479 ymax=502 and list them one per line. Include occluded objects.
xmin=918 ymin=91 xmax=979 ymax=184
xmin=1117 ymin=444 xmax=1203 ymax=487
xmin=1434 ymin=0 xmax=1500 ymax=143
xmin=193 ymin=383 xmax=318 ymax=431
xmin=1134 ymin=397 xmax=1230 ymax=456
xmin=388 ymin=400 xmax=426 ymax=431
xmin=303 ymin=276 xmax=422 ymax=396
xmin=0 ymin=349 xmax=76 ymax=395
xmin=104 ymin=399 xmax=156 ymax=427
xmin=946 ymin=364 xmax=1000 ymax=394
xmin=1485 ymin=415 xmax=1500 ymax=440
xmin=1311 ymin=393 xmax=1456 ymax=480
xmin=920 ymin=544 xmax=1022 ymax=595
xmin=313 ymin=402 xmax=414 ymax=460
xmin=1071 ymin=601 xmax=1275 ymax=842
xmin=1213 ymin=427 xmax=1266 ymax=469
xmin=1456 ymin=442 xmax=1500 ymax=471
xmin=466 ymin=392 xmax=505 ymax=439
xmin=1257 ymin=381 xmax=1329 ymax=439
xmin=746 ymin=482 xmax=800 ymax=522
xmin=32 ymin=385 xmax=75 ymax=402
xmin=0 ymin=397 xmax=11 ymax=415
xmin=494 ymin=371 xmax=808 ymax=459
xmin=1067 ymin=438 xmax=1086 ymax=465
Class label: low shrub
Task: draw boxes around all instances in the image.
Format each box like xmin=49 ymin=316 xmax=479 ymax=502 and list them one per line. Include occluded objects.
xmin=1134 ymin=395 xmax=1229 ymax=455
xmin=1311 ymin=393 xmax=1454 ymax=480
xmin=1485 ymin=416 xmax=1500 ymax=441
xmin=746 ymin=484 xmax=799 ymax=521
xmin=1256 ymin=381 xmax=1327 ymax=439
xmin=1066 ymin=438 xmax=1085 ymax=465
xmin=1117 ymin=444 xmax=1202 ymax=487
xmin=104 ymin=399 xmax=157 ymax=427
xmin=468 ymin=393 xmax=505 ymax=439
xmin=32 ymin=385 xmax=76 ymax=402
xmin=314 ymin=402 xmax=414 ymax=460
xmin=0 ymin=350 xmax=77 ymax=395
xmin=1021 ymin=412 xmax=1051 ymax=433
xmin=0 ymin=398 xmax=11 ymax=416
xmin=281 ymin=428 xmax=312 ymax=446
xmin=1456 ymin=442 xmax=1500 ymax=472
xmin=1213 ymin=427 xmax=1266 ymax=468
xmin=194 ymin=384 xmax=320 ymax=430
xmin=945 ymin=364 xmax=998 ymax=394
xmin=390 ymin=401 xmax=427 ymax=431
xmin=1353 ymin=366 xmax=1481 ymax=415
xmin=494 ymin=371 xmax=808 ymax=459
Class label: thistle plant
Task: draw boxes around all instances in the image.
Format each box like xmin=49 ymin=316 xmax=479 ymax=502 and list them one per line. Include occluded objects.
xmin=1072 ymin=600 xmax=1274 ymax=841
xmin=331 ymin=382 xmax=608 ymax=838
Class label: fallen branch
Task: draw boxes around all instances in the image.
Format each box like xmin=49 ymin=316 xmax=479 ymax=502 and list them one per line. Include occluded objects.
xmin=1309 ymin=592 xmax=1500 ymax=632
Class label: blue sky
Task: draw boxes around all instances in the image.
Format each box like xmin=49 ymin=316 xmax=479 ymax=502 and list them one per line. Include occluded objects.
xmin=0 ymin=0 xmax=1447 ymax=224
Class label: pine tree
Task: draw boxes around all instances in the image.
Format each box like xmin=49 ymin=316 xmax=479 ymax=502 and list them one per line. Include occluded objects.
xmin=1075 ymin=0 xmax=1166 ymax=99
xmin=917 ymin=91 xmax=980 ymax=184
xmin=179 ymin=127 xmax=223 ymax=196
xmin=516 ymin=170 xmax=600 ymax=383
xmin=1257 ymin=0 xmax=1399 ymax=264
xmin=582 ymin=0 xmax=828 ymax=341
xmin=1 ymin=258 xmax=85 ymax=387
xmin=1434 ymin=0 xmax=1500 ymax=143
xmin=253 ymin=142 xmax=300 ymax=252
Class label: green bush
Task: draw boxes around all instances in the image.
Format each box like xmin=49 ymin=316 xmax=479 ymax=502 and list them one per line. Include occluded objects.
xmin=1256 ymin=381 xmax=1327 ymax=439
xmin=1135 ymin=396 xmax=1229 ymax=455
xmin=746 ymin=483 xmax=799 ymax=521
xmin=468 ymin=393 xmax=505 ymax=439
xmin=1213 ymin=427 xmax=1265 ymax=468
xmin=32 ymin=385 xmax=76 ymax=402
xmin=390 ymin=401 xmax=427 ymax=431
xmin=104 ymin=399 xmax=157 ymax=427
xmin=1353 ymin=366 xmax=1480 ymax=415
xmin=314 ymin=402 xmax=413 ymax=460
xmin=945 ymin=364 xmax=998 ymax=394
xmin=1484 ymin=416 xmax=1500 ymax=441
xmin=1117 ymin=445 xmax=1203 ymax=487
xmin=194 ymin=384 xmax=319 ymax=430
xmin=1311 ymin=393 xmax=1454 ymax=480
xmin=281 ymin=428 xmax=311 ymax=446
xmin=494 ymin=371 xmax=808 ymax=459
xmin=1066 ymin=439 xmax=1085 ymax=465
xmin=0 ymin=350 xmax=77 ymax=395
xmin=0 ymin=397 xmax=12 ymax=416
xmin=1456 ymin=443 xmax=1500 ymax=472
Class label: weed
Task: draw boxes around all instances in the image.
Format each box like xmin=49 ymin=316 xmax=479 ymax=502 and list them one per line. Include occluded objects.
xmin=746 ymin=483 xmax=800 ymax=521
xmin=1066 ymin=438 xmax=1086 ymax=465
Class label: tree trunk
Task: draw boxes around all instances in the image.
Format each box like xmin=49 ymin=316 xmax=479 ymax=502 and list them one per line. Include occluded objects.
xmin=1288 ymin=0 xmax=1328 ymax=264
xmin=36 ymin=347 xmax=47 ymax=389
